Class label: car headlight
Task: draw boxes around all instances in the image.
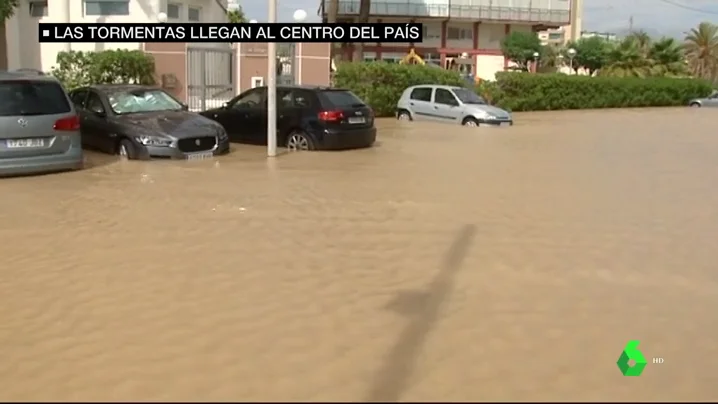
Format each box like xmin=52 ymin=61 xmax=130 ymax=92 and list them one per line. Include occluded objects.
xmin=474 ymin=110 xmax=492 ymax=119
xmin=135 ymin=135 xmax=172 ymax=147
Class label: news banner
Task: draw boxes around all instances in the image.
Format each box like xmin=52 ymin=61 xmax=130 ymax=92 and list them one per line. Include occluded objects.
xmin=38 ymin=22 xmax=423 ymax=43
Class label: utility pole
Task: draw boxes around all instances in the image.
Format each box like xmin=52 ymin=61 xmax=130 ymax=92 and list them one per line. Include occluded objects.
xmin=628 ymin=15 xmax=634 ymax=33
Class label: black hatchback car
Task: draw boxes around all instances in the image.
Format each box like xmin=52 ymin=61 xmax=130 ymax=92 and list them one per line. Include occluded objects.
xmin=68 ymin=85 xmax=230 ymax=160
xmin=200 ymin=86 xmax=376 ymax=151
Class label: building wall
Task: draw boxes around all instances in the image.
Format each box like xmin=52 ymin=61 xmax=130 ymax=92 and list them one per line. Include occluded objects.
xmin=538 ymin=27 xmax=567 ymax=45
xmin=343 ymin=19 xmax=537 ymax=81
xmin=325 ymin=0 xmax=570 ymax=24
xmin=5 ymin=0 xmax=228 ymax=72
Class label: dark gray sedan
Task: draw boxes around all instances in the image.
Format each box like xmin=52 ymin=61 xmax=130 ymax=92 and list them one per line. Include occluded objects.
xmin=68 ymin=85 xmax=230 ymax=160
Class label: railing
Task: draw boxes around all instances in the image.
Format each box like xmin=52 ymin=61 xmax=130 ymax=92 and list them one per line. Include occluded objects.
xmin=325 ymin=0 xmax=570 ymax=24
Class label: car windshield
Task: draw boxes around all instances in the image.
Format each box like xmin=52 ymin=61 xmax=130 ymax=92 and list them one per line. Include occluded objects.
xmin=108 ymin=89 xmax=183 ymax=114
xmin=0 ymin=80 xmax=71 ymax=116
xmin=452 ymin=88 xmax=486 ymax=105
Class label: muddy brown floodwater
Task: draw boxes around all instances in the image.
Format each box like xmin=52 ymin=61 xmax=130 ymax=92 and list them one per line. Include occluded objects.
xmin=1 ymin=108 xmax=718 ymax=401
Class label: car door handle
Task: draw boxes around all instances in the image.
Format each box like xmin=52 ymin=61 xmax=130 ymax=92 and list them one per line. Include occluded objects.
xmin=434 ymin=106 xmax=439 ymax=109
xmin=410 ymin=102 xmax=415 ymax=106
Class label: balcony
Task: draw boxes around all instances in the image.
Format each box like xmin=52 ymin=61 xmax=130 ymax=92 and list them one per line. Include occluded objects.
xmin=323 ymin=0 xmax=571 ymax=25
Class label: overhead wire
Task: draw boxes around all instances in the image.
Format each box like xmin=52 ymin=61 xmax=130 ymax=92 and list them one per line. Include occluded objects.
xmin=655 ymin=0 xmax=718 ymax=15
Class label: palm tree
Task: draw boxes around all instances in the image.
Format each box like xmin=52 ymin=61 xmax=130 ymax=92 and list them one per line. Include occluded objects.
xmin=227 ymin=8 xmax=247 ymax=23
xmin=601 ymin=34 xmax=689 ymax=78
xmin=601 ymin=37 xmax=655 ymax=77
xmin=648 ymin=37 xmax=688 ymax=76
xmin=683 ymin=22 xmax=718 ymax=82
xmin=0 ymin=0 xmax=20 ymax=70
xmin=625 ymin=30 xmax=652 ymax=56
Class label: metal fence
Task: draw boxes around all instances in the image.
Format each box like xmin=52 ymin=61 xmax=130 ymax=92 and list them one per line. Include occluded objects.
xmin=187 ymin=46 xmax=235 ymax=112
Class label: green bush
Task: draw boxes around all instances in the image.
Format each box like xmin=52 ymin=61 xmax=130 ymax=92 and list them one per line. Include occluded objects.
xmin=486 ymin=72 xmax=713 ymax=111
xmin=333 ymin=62 xmax=465 ymax=117
xmin=51 ymin=50 xmax=156 ymax=90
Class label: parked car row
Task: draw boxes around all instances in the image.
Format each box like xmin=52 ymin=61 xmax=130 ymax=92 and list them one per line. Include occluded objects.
xmin=0 ymin=71 xmax=377 ymax=177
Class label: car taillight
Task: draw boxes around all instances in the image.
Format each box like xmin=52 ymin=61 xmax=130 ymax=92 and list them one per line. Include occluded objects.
xmin=318 ymin=110 xmax=344 ymax=122
xmin=54 ymin=115 xmax=80 ymax=131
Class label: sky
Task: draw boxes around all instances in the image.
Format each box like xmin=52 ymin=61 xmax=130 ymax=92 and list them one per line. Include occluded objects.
xmin=238 ymin=0 xmax=718 ymax=38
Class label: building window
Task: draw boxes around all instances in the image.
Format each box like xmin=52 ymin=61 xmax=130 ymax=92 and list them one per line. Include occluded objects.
xmin=362 ymin=52 xmax=377 ymax=62
xmin=167 ymin=3 xmax=181 ymax=19
xmin=423 ymin=26 xmax=441 ymax=40
xmin=188 ymin=7 xmax=201 ymax=21
xmin=85 ymin=0 xmax=130 ymax=16
xmin=548 ymin=32 xmax=563 ymax=40
xmin=422 ymin=53 xmax=441 ymax=66
xmin=381 ymin=53 xmax=404 ymax=64
xmin=447 ymin=27 xmax=472 ymax=40
xmin=29 ymin=1 xmax=48 ymax=17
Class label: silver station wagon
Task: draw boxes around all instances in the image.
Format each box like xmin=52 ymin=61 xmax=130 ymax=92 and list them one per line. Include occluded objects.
xmin=0 ymin=72 xmax=83 ymax=176
xmin=396 ymin=84 xmax=513 ymax=127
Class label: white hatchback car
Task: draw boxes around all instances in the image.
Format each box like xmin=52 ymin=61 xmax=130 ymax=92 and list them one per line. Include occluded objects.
xmin=396 ymin=84 xmax=513 ymax=127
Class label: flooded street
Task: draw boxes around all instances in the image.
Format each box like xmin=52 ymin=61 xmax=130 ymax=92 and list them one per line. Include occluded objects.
xmin=1 ymin=108 xmax=717 ymax=400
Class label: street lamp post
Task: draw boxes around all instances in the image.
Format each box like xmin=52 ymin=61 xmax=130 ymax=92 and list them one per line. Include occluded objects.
xmin=532 ymin=51 xmax=539 ymax=73
xmin=267 ymin=9 xmax=307 ymax=157
xmin=293 ymin=10 xmax=307 ymax=85
xmin=267 ymin=0 xmax=278 ymax=157
xmin=567 ymin=48 xmax=576 ymax=74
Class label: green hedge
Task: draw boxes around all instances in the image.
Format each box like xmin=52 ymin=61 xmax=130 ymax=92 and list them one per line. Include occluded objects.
xmin=334 ymin=62 xmax=713 ymax=114
xmin=333 ymin=62 xmax=465 ymax=117
xmin=485 ymin=72 xmax=714 ymax=111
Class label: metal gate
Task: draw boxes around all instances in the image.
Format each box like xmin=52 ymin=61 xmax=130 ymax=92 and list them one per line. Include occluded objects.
xmin=277 ymin=43 xmax=296 ymax=85
xmin=187 ymin=46 xmax=235 ymax=111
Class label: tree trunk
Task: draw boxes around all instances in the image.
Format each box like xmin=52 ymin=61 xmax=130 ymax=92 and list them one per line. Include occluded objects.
xmin=353 ymin=0 xmax=371 ymax=62
xmin=0 ymin=22 xmax=8 ymax=70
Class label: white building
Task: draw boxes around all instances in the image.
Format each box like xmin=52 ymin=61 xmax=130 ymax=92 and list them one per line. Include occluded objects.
xmin=323 ymin=0 xmax=582 ymax=81
xmin=4 ymin=0 xmax=229 ymax=72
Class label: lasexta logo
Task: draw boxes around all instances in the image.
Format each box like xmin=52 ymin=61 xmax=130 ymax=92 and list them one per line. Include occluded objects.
xmin=617 ymin=340 xmax=647 ymax=376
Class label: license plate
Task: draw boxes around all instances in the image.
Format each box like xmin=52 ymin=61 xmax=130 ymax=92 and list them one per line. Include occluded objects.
xmin=348 ymin=117 xmax=366 ymax=124
xmin=7 ymin=138 xmax=44 ymax=148
xmin=186 ymin=151 xmax=214 ymax=160
xmin=500 ymin=122 xmax=511 ymax=127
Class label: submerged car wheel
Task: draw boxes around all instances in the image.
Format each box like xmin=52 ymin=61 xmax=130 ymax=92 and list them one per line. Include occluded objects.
xmin=462 ymin=117 xmax=479 ymax=127
xmin=398 ymin=111 xmax=412 ymax=121
xmin=118 ymin=138 xmax=138 ymax=160
xmin=690 ymin=102 xmax=701 ymax=107
xmin=286 ymin=131 xmax=314 ymax=151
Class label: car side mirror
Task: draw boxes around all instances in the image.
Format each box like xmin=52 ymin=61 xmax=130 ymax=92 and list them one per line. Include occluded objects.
xmin=222 ymin=101 xmax=230 ymax=109
xmin=180 ymin=103 xmax=189 ymax=111
xmin=92 ymin=109 xmax=106 ymax=118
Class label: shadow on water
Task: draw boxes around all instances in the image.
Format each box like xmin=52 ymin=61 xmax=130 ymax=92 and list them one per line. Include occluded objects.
xmin=366 ymin=224 xmax=477 ymax=402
